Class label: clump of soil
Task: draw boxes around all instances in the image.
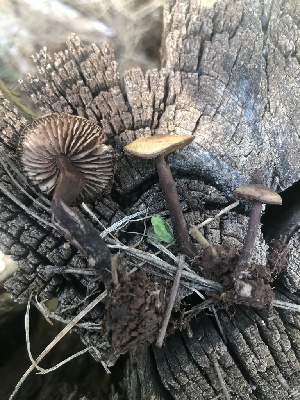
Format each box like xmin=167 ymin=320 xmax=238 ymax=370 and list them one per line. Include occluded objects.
xmin=222 ymin=257 xmax=275 ymax=308
xmin=223 ymin=276 xmax=275 ymax=308
xmin=192 ymin=244 xmax=238 ymax=285
xmin=192 ymin=240 xmax=289 ymax=309
xmin=104 ymin=268 xmax=166 ymax=358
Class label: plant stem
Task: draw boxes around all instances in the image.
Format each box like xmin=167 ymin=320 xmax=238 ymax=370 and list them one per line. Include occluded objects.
xmin=239 ymin=200 xmax=263 ymax=263
xmin=155 ymin=154 xmax=196 ymax=258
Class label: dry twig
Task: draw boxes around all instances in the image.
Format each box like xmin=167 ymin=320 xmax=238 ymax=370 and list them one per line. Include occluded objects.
xmin=156 ymin=254 xmax=185 ymax=347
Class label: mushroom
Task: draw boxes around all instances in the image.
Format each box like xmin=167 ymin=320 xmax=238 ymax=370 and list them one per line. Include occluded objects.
xmin=19 ymin=113 xmax=115 ymax=280
xmin=20 ymin=113 xmax=114 ymax=204
xmin=234 ymin=184 xmax=282 ymax=264
xmin=124 ymin=134 xmax=197 ymax=258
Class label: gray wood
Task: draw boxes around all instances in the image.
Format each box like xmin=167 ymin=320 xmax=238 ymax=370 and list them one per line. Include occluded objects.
xmin=161 ymin=0 xmax=300 ymax=194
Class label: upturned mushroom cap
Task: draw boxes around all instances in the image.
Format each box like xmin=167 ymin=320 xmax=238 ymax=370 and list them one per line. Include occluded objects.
xmin=123 ymin=134 xmax=194 ymax=159
xmin=234 ymin=184 xmax=282 ymax=205
xmin=19 ymin=113 xmax=115 ymax=199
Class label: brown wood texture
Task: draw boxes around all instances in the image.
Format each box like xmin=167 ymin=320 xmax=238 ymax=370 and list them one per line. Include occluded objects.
xmin=0 ymin=0 xmax=300 ymax=399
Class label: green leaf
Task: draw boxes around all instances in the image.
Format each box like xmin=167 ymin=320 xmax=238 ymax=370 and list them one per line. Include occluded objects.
xmin=149 ymin=215 xmax=174 ymax=244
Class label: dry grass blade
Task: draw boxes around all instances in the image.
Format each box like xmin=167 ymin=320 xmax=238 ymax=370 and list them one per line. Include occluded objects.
xmin=26 ymin=297 xmax=90 ymax=376
xmin=272 ymin=299 xmax=300 ymax=312
xmin=108 ymin=242 xmax=224 ymax=292
xmin=34 ymin=297 xmax=102 ymax=330
xmin=0 ymin=156 xmax=51 ymax=212
xmin=9 ymin=290 xmax=107 ymax=400
xmin=25 ymin=294 xmax=46 ymax=373
xmin=100 ymin=209 xmax=148 ymax=237
xmin=36 ymin=348 xmax=90 ymax=375
xmin=147 ymin=239 xmax=193 ymax=271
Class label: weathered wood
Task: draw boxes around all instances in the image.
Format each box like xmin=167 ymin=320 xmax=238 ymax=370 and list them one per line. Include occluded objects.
xmin=162 ymin=0 xmax=300 ymax=193
xmin=265 ymin=185 xmax=300 ymax=292
xmin=0 ymin=0 xmax=300 ymax=399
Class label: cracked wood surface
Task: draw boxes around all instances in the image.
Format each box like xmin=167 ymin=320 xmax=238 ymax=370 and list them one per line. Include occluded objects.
xmin=162 ymin=0 xmax=300 ymax=194
xmin=0 ymin=0 xmax=300 ymax=399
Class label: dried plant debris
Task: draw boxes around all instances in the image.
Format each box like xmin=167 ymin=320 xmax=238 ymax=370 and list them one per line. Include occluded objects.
xmin=2 ymin=153 xmax=290 ymax=365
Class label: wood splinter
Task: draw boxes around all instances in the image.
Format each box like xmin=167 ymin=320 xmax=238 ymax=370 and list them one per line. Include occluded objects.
xmin=189 ymin=226 xmax=219 ymax=260
xmin=156 ymin=254 xmax=185 ymax=348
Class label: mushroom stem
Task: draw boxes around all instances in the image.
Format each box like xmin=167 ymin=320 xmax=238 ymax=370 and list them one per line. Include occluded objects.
xmin=51 ymin=157 xmax=112 ymax=283
xmin=53 ymin=157 xmax=85 ymax=205
xmin=51 ymin=197 xmax=112 ymax=283
xmin=155 ymin=154 xmax=196 ymax=258
xmin=239 ymin=200 xmax=263 ymax=264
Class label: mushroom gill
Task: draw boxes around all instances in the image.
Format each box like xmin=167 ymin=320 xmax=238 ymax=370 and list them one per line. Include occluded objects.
xmin=19 ymin=113 xmax=115 ymax=201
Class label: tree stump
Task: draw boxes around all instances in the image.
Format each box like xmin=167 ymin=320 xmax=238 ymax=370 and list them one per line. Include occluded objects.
xmin=0 ymin=0 xmax=300 ymax=399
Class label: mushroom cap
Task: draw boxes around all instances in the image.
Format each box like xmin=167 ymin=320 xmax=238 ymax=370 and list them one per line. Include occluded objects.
xmin=123 ymin=134 xmax=194 ymax=159
xmin=19 ymin=113 xmax=115 ymax=199
xmin=234 ymin=184 xmax=282 ymax=205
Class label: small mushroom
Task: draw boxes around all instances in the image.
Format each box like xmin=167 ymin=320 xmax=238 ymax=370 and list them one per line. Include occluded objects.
xmin=19 ymin=113 xmax=115 ymax=281
xmin=234 ymin=184 xmax=282 ymax=264
xmin=20 ymin=113 xmax=115 ymax=204
xmin=124 ymin=134 xmax=196 ymax=258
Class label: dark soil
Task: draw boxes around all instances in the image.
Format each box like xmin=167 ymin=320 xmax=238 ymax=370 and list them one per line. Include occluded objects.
xmin=192 ymin=240 xmax=289 ymax=309
xmin=104 ymin=266 xmax=166 ymax=359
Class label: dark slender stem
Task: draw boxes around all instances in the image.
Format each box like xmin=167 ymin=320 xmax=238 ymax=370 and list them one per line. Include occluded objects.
xmin=155 ymin=154 xmax=196 ymax=258
xmin=53 ymin=156 xmax=85 ymax=205
xmin=51 ymin=156 xmax=112 ymax=283
xmin=51 ymin=198 xmax=112 ymax=283
xmin=239 ymin=200 xmax=263 ymax=263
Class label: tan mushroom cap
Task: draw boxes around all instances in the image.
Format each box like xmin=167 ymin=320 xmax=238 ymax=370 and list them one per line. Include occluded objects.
xmin=234 ymin=184 xmax=282 ymax=205
xmin=123 ymin=134 xmax=195 ymax=159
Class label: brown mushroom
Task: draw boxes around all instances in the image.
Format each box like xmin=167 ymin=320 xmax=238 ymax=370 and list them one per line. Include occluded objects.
xmin=124 ymin=134 xmax=197 ymax=258
xmin=20 ymin=113 xmax=115 ymax=204
xmin=234 ymin=184 xmax=282 ymax=264
xmin=19 ymin=113 xmax=115 ymax=280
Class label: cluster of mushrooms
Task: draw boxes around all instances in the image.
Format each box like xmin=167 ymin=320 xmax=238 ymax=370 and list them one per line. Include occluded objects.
xmin=18 ymin=113 xmax=283 ymax=339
